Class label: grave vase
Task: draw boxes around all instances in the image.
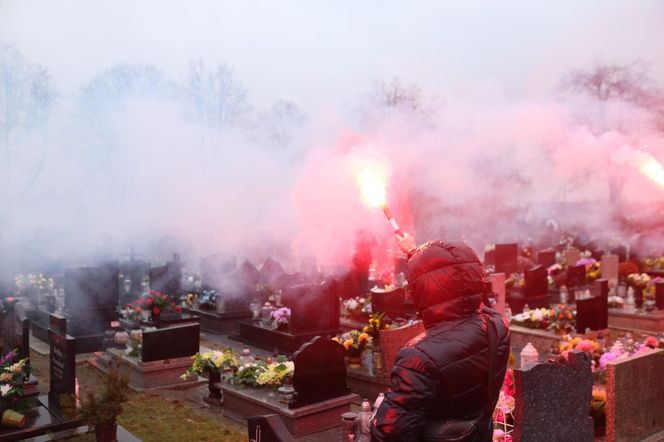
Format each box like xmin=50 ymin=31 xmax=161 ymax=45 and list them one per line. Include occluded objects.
xmin=633 ymin=287 xmax=644 ymax=309
xmin=208 ymin=371 xmax=222 ymax=400
xmin=95 ymin=421 xmax=118 ymax=442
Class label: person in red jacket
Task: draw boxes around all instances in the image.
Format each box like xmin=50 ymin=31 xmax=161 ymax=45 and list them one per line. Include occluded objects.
xmin=371 ymin=233 xmax=510 ymax=442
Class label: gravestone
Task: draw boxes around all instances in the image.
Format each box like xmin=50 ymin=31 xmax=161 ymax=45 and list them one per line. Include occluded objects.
xmin=283 ymin=282 xmax=339 ymax=335
xmin=567 ymin=264 xmax=587 ymax=288
xmin=606 ymin=349 xmax=664 ymax=442
xmin=48 ymin=314 xmax=76 ymax=406
xmin=248 ymin=414 xmax=296 ymax=442
xmin=259 ymin=258 xmax=286 ymax=287
xmin=149 ymin=254 xmax=183 ymax=297
xmin=218 ymin=260 xmax=260 ymax=312
xmin=63 ymin=263 xmax=119 ymax=353
xmin=512 ymin=350 xmax=593 ymax=442
xmin=370 ymin=287 xmax=407 ymax=320
xmin=378 ymin=321 xmax=426 ymax=372
xmin=484 ymin=248 xmax=495 ymax=267
xmin=536 ymin=250 xmax=556 ymax=269
xmin=201 ymin=253 xmax=237 ymax=290
xmin=494 ymin=244 xmax=518 ymax=275
xmin=488 ymin=273 xmax=506 ymax=315
xmin=601 ymin=254 xmax=619 ymax=287
xmin=609 ymin=246 xmax=627 ymax=263
xmin=565 ymin=248 xmax=581 ymax=267
xmin=523 ymin=266 xmax=550 ymax=309
xmin=119 ymin=258 xmax=150 ymax=306
xmin=290 ymin=336 xmax=350 ymax=409
xmin=141 ymin=323 xmax=200 ymax=363
xmin=576 ymin=279 xmax=609 ymax=333
xmin=0 ymin=298 xmax=30 ymax=370
xmin=655 ymin=282 xmax=664 ymax=311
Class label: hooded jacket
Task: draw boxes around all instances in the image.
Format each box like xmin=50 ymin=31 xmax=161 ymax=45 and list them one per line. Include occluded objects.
xmin=371 ymin=241 xmax=510 ymax=442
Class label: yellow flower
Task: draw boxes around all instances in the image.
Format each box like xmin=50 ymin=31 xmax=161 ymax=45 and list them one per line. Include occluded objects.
xmin=359 ymin=333 xmax=369 ymax=342
xmin=343 ymin=340 xmax=354 ymax=349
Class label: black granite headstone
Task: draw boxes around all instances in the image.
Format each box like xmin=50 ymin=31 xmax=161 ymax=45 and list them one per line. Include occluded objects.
xmin=218 ymin=260 xmax=260 ymax=311
xmin=259 ymin=258 xmax=286 ymax=286
xmin=64 ymin=263 xmax=119 ymax=312
xmin=609 ymin=246 xmax=627 ymax=263
xmin=141 ymin=323 xmax=200 ymax=362
xmin=247 ymin=414 xmax=296 ymax=442
xmin=282 ymin=282 xmax=339 ymax=334
xmin=566 ymin=264 xmax=586 ymax=288
xmin=371 ymin=287 xmax=407 ymax=320
xmin=484 ymin=248 xmax=495 ymax=267
xmin=537 ymin=250 xmax=556 ymax=268
xmin=513 ymin=350 xmax=593 ymax=442
xmin=494 ymin=243 xmax=518 ymax=275
xmin=655 ymin=282 xmax=664 ymax=311
xmin=48 ymin=314 xmax=76 ymax=404
xmin=576 ymin=279 xmax=608 ymax=333
xmin=149 ymin=254 xmax=183 ymax=297
xmin=290 ymin=336 xmax=350 ymax=408
xmin=201 ymin=254 xmax=237 ymax=290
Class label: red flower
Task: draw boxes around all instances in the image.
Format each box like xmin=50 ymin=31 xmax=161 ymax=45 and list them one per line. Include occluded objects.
xmin=152 ymin=307 xmax=161 ymax=315
xmin=133 ymin=307 xmax=142 ymax=313
xmin=146 ymin=297 xmax=153 ymax=305
xmin=645 ymin=336 xmax=658 ymax=348
xmin=176 ymin=306 xmax=183 ymax=313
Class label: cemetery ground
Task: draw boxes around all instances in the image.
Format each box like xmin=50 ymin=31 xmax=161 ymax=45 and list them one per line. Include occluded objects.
xmin=28 ymin=336 xmax=248 ymax=442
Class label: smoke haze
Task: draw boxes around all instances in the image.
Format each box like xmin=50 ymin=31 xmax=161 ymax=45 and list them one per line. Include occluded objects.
xmin=1 ymin=1 xmax=664 ymax=280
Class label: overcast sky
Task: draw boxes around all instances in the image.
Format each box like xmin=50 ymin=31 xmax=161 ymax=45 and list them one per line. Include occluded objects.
xmin=1 ymin=0 xmax=663 ymax=112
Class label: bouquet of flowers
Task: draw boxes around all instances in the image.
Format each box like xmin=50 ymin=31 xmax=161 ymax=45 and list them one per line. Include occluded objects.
xmin=342 ymin=296 xmax=371 ymax=320
xmin=232 ymin=356 xmax=294 ymax=387
xmin=548 ymin=304 xmax=575 ymax=334
xmin=333 ymin=330 xmax=371 ymax=357
xmin=271 ymin=307 xmax=291 ymax=328
xmin=181 ymin=348 xmax=238 ymax=379
xmin=510 ymin=308 xmax=552 ymax=330
xmin=626 ymin=273 xmax=651 ymax=289
xmin=0 ymin=351 xmax=29 ymax=412
xmin=197 ymin=290 xmax=217 ymax=310
xmin=547 ymin=263 xmax=566 ymax=288
xmin=618 ymin=262 xmax=640 ymax=280
xmin=641 ymin=257 xmax=664 ymax=272
xmin=505 ymin=274 xmax=524 ymax=290
xmin=362 ymin=312 xmax=389 ymax=340
xmin=142 ymin=290 xmax=182 ymax=316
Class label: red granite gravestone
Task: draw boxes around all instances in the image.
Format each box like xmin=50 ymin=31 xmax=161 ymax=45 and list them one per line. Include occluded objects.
xmin=566 ymin=264 xmax=587 ymax=288
xmin=495 ymin=243 xmax=519 ymax=275
xmin=513 ymin=350 xmax=594 ymax=442
xmin=576 ymin=279 xmax=609 ymax=333
xmin=523 ymin=265 xmax=550 ymax=309
xmin=537 ymin=250 xmax=556 ymax=268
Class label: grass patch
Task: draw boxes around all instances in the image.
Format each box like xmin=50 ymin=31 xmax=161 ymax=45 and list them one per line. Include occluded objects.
xmin=119 ymin=394 xmax=245 ymax=442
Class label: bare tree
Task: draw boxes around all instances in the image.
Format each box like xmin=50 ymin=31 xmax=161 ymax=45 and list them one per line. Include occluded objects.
xmin=0 ymin=44 xmax=57 ymax=195
xmin=184 ymin=59 xmax=250 ymax=129
xmin=561 ymin=61 xmax=664 ymax=205
xmin=258 ymin=100 xmax=305 ymax=149
xmin=359 ymin=78 xmax=437 ymax=128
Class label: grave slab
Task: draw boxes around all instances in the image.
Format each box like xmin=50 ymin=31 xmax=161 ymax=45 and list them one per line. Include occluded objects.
xmin=606 ymin=349 xmax=664 ymax=442
xmin=608 ymin=309 xmax=664 ymax=333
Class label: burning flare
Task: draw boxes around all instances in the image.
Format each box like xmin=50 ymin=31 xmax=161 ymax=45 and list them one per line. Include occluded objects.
xmin=356 ymin=166 xmax=388 ymax=208
xmin=637 ymin=152 xmax=664 ymax=188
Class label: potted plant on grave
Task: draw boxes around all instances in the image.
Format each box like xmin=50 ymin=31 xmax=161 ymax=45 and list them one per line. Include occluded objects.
xmin=140 ymin=290 xmax=182 ymax=323
xmin=181 ymin=349 xmax=238 ymax=403
xmin=270 ymin=307 xmax=291 ymax=331
xmin=75 ymin=367 xmax=130 ymax=442
xmin=333 ymin=330 xmax=370 ymax=368
xmin=626 ymin=273 xmax=650 ymax=309
xmin=197 ymin=290 xmax=217 ymax=311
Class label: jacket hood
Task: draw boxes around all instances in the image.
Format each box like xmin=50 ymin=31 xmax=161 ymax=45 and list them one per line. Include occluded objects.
xmin=407 ymin=240 xmax=486 ymax=326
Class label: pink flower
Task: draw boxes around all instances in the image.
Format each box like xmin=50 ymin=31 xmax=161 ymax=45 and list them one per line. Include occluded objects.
xmin=575 ymin=339 xmax=597 ymax=353
xmin=645 ymin=336 xmax=658 ymax=349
